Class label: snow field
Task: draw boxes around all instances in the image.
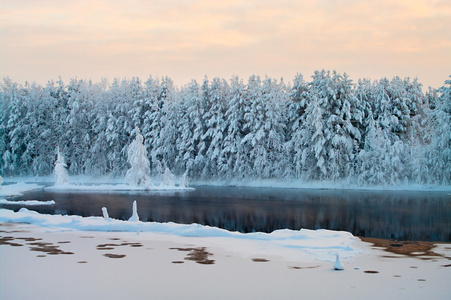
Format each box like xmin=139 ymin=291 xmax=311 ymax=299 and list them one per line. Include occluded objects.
xmin=1 ymin=222 xmax=450 ymax=300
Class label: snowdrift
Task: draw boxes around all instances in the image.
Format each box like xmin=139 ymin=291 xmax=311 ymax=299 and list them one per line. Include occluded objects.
xmin=0 ymin=207 xmax=362 ymax=262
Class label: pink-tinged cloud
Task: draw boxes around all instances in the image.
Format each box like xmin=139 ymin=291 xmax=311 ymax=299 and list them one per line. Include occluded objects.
xmin=0 ymin=0 xmax=449 ymax=88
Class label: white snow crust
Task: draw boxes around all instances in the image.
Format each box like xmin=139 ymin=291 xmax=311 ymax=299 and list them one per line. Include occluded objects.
xmin=0 ymin=182 xmax=44 ymax=197
xmin=0 ymin=208 xmax=361 ymax=262
xmin=0 ymin=199 xmax=55 ymax=206
xmin=44 ymin=183 xmax=195 ymax=192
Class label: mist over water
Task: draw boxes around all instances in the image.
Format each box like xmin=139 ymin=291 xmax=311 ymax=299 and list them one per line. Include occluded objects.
xmin=3 ymin=186 xmax=450 ymax=242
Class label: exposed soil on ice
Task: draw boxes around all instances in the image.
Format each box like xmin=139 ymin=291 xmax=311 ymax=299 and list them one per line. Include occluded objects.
xmin=251 ymin=258 xmax=270 ymax=262
xmin=363 ymin=270 xmax=379 ymax=274
xmin=0 ymin=227 xmax=74 ymax=256
xmin=103 ymin=253 xmax=126 ymax=259
xmin=289 ymin=265 xmax=320 ymax=270
xmin=28 ymin=241 xmax=74 ymax=255
xmin=360 ymin=237 xmax=451 ymax=259
xmin=96 ymin=242 xmax=143 ymax=250
xmin=169 ymin=247 xmax=215 ymax=264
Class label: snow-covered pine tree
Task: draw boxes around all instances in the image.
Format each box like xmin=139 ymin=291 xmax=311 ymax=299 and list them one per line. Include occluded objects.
xmin=54 ymin=147 xmax=69 ymax=186
xmin=327 ymin=72 xmax=362 ymax=180
xmin=299 ymin=91 xmax=327 ymax=180
xmin=6 ymin=81 xmax=29 ymax=175
xmin=148 ymin=77 xmax=174 ymax=170
xmin=176 ymin=80 xmax=201 ymax=177
xmin=260 ymin=77 xmax=288 ymax=178
xmin=104 ymin=79 xmax=134 ymax=175
xmin=85 ymin=81 xmax=110 ymax=176
xmin=201 ymin=77 xmax=228 ymax=179
xmin=219 ymin=76 xmax=246 ymax=179
xmin=286 ymin=73 xmax=309 ymax=178
xmin=125 ymin=127 xmax=152 ymax=187
xmin=297 ymin=71 xmax=362 ymax=181
xmin=240 ymin=75 xmax=263 ymax=178
xmin=152 ymin=79 xmax=179 ymax=173
xmin=25 ymin=82 xmax=61 ymax=175
xmin=128 ymin=77 xmax=145 ymax=130
xmin=65 ymin=79 xmax=98 ymax=175
xmin=418 ymin=76 xmax=451 ymax=185
xmin=0 ymin=78 xmax=15 ymax=175
xmin=357 ymin=117 xmax=398 ymax=186
xmin=142 ymin=76 xmax=160 ymax=156
xmin=367 ymin=78 xmax=409 ymax=184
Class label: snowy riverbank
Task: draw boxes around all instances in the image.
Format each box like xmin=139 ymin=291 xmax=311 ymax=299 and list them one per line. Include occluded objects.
xmin=0 ymin=176 xmax=194 ymax=197
xmin=2 ymin=175 xmax=450 ymax=192
xmin=1 ymin=220 xmax=450 ymax=300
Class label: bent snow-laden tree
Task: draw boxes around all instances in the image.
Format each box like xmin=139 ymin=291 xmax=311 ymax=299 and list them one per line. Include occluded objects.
xmin=125 ymin=127 xmax=152 ymax=187
xmin=54 ymin=147 xmax=69 ymax=186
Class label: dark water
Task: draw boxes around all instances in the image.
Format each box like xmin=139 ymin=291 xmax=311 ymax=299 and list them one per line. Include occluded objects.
xmin=2 ymin=186 xmax=450 ymax=242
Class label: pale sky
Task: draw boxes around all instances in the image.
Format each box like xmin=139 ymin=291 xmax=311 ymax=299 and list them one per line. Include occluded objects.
xmin=1 ymin=0 xmax=450 ymax=88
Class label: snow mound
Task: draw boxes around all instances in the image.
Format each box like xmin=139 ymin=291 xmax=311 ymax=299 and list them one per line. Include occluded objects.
xmin=0 ymin=182 xmax=44 ymax=197
xmin=44 ymin=183 xmax=195 ymax=192
xmin=0 ymin=208 xmax=362 ymax=262
xmin=0 ymin=199 xmax=55 ymax=206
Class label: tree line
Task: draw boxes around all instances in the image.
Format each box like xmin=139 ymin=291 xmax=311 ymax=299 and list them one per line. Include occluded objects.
xmin=0 ymin=70 xmax=449 ymax=186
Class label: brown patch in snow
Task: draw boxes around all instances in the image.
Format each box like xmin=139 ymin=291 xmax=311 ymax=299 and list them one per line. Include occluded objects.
xmin=289 ymin=265 xmax=320 ymax=270
xmin=170 ymin=247 xmax=215 ymax=265
xmin=103 ymin=253 xmax=126 ymax=259
xmin=0 ymin=236 xmax=24 ymax=247
xmin=28 ymin=241 xmax=74 ymax=255
xmin=360 ymin=237 xmax=451 ymax=260
xmin=252 ymin=258 xmax=270 ymax=262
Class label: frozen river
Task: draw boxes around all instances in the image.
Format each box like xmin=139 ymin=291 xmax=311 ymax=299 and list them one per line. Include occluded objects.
xmin=2 ymin=186 xmax=450 ymax=242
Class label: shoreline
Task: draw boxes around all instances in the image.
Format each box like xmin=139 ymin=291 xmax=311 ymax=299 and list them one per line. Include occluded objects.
xmin=2 ymin=175 xmax=450 ymax=192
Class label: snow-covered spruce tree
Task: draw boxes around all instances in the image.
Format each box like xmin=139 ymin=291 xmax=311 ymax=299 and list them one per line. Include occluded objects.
xmin=298 ymin=71 xmax=362 ymax=181
xmin=125 ymin=127 xmax=152 ymax=187
xmin=0 ymin=78 xmax=14 ymax=175
xmin=85 ymin=80 xmax=111 ymax=176
xmin=155 ymin=89 xmax=180 ymax=173
xmin=175 ymin=80 xmax=200 ymax=177
xmin=418 ymin=76 xmax=451 ymax=185
xmin=286 ymin=73 xmax=309 ymax=178
xmin=298 ymin=91 xmax=327 ymax=180
xmin=5 ymin=81 xmax=30 ymax=175
xmin=328 ymin=72 xmax=363 ymax=181
xmin=148 ymin=77 xmax=178 ymax=173
xmin=357 ymin=117 xmax=406 ymax=186
xmin=54 ymin=147 xmax=69 ymax=186
xmin=25 ymin=82 xmax=61 ymax=175
xmin=201 ymin=77 xmax=228 ymax=179
xmin=359 ymin=78 xmax=411 ymax=185
xmin=104 ymin=79 xmax=134 ymax=176
xmin=240 ymin=75 xmax=264 ymax=179
xmin=65 ymin=79 xmax=99 ymax=175
xmin=128 ymin=77 xmax=145 ymax=130
xmin=219 ymin=76 xmax=246 ymax=179
xmin=142 ymin=76 xmax=160 ymax=157
xmin=259 ymin=77 xmax=289 ymax=178
xmin=147 ymin=77 xmax=174 ymax=171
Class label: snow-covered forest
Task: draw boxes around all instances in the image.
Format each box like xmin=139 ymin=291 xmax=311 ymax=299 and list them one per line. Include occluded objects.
xmin=0 ymin=70 xmax=449 ymax=186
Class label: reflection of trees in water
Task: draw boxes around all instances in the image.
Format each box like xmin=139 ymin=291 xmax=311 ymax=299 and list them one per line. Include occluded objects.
xmin=5 ymin=188 xmax=450 ymax=241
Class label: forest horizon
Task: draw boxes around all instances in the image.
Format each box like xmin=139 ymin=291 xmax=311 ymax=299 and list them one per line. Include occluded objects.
xmin=1 ymin=70 xmax=450 ymax=186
